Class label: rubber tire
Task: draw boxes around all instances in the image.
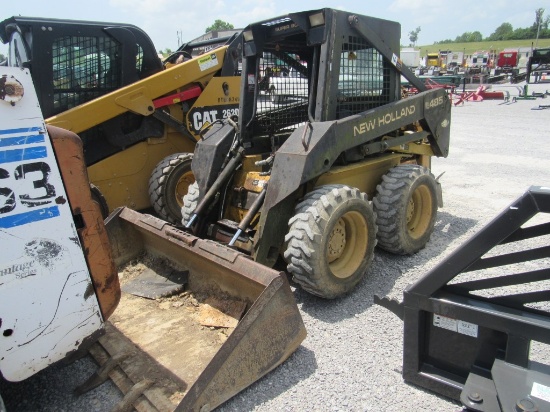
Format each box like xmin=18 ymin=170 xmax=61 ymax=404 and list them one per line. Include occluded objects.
xmin=373 ymin=164 xmax=438 ymax=255
xmin=148 ymin=153 xmax=194 ymax=225
xmin=180 ymin=181 xmax=200 ymax=226
xmin=90 ymin=183 xmax=109 ymax=219
xmin=284 ymin=185 xmax=377 ymax=299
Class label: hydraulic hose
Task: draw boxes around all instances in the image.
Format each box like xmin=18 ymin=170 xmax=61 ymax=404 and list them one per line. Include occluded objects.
xmin=228 ymin=185 xmax=267 ymax=246
xmin=185 ymin=146 xmax=245 ymax=228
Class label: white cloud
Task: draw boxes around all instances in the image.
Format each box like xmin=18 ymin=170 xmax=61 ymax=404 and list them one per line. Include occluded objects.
xmin=108 ymin=0 xmax=277 ymax=50
xmin=389 ymin=0 xmax=434 ymax=12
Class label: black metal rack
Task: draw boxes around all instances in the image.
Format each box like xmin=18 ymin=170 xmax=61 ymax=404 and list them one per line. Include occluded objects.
xmin=377 ymin=186 xmax=550 ymax=412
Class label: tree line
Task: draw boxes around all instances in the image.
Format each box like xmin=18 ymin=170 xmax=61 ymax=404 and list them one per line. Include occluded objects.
xmin=435 ymin=7 xmax=549 ymax=44
xmin=161 ymin=19 xmax=236 ymax=55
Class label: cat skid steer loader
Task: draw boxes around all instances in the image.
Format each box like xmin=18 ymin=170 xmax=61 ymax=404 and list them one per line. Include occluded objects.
xmin=183 ymin=8 xmax=451 ymax=298
xmin=0 ymin=67 xmax=305 ymax=411
xmin=0 ymin=16 xmax=243 ymax=224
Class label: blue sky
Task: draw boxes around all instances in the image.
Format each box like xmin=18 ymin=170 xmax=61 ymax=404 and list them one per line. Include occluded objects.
xmin=1 ymin=0 xmax=546 ymax=55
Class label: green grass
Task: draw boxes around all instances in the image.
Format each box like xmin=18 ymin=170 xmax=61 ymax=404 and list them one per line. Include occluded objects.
xmin=414 ymin=38 xmax=550 ymax=56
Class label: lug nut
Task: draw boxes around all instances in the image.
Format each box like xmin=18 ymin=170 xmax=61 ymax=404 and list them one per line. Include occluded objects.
xmin=516 ymin=397 xmax=538 ymax=412
xmin=468 ymin=392 xmax=482 ymax=403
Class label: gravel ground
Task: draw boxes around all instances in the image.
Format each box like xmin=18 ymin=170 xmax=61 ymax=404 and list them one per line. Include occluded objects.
xmin=1 ymin=81 xmax=549 ymax=411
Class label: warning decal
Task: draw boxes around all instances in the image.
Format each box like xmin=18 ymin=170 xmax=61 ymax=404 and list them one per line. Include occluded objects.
xmin=433 ymin=314 xmax=478 ymax=338
xmin=198 ymin=53 xmax=219 ymax=71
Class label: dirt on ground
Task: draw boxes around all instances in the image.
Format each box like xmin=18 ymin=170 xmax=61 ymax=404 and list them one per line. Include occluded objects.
xmin=106 ymin=252 xmax=248 ymax=406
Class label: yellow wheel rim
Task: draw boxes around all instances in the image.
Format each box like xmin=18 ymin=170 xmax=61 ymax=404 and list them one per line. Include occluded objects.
xmin=174 ymin=171 xmax=195 ymax=208
xmin=328 ymin=211 xmax=368 ymax=279
xmin=407 ymin=184 xmax=433 ymax=240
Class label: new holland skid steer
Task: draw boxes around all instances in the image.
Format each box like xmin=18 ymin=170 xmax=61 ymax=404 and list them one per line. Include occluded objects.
xmin=0 ymin=67 xmax=305 ymax=411
xmin=0 ymin=16 xmax=243 ymax=224
xmin=182 ymin=8 xmax=452 ymax=298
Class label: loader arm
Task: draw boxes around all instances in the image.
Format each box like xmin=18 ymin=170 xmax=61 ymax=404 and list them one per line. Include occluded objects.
xmin=253 ymin=87 xmax=451 ymax=265
xmin=46 ymin=44 xmax=236 ymax=134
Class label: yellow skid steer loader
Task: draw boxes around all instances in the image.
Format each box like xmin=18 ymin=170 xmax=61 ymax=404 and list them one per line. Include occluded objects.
xmin=0 ymin=16 xmax=243 ymax=224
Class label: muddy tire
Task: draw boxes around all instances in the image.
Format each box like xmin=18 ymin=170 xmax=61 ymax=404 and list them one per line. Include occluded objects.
xmin=148 ymin=153 xmax=194 ymax=224
xmin=181 ymin=181 xmax=200 ymax=226
xmin=90 ymin=183 xmax=109 ymax=219
xmin=373 ymin=164 xmax=438 ymax=255
xmin=284 ymin=185 xmax=377 ymax=299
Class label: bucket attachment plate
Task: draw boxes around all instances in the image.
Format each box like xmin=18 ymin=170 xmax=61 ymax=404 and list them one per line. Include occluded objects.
xmin=377 ymin=186 xmax=550 ymax=411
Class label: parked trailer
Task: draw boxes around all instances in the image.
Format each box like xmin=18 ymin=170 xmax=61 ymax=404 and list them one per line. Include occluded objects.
xmin=469 ymin=51 xmax=491 ymax=74
xmin=445 ymin=51 xmax=465 ymax=74
xmin=495 ymin=49 xmax=520 ymax=76
xmin=401 ymin=48 xmax=421 ymax=68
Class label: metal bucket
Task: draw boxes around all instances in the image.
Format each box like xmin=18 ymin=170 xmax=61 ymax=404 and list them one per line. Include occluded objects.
xmin=98 ymin=207 xmax=306 ymax=411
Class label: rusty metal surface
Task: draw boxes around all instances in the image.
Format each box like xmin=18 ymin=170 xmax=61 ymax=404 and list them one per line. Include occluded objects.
xmin=104 ymin=207 xmax=306 ymax=411
xmin=49 ymin=125 xmax=121 ymax=319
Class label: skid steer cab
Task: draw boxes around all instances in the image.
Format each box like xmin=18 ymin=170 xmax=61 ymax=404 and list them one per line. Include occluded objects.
xmin=0 ymin=16 xmax=243 ymax=225
xmin=183 ymin=8 xmax=451 ymax=299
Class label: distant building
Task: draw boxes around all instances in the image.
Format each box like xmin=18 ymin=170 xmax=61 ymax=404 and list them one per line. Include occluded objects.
xmin=186 ymin=29 xmax=242 ymax=56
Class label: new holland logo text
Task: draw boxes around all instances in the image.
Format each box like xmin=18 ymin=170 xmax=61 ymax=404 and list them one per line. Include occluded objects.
xmin=354 ymin=105 xmax=416 ymax=136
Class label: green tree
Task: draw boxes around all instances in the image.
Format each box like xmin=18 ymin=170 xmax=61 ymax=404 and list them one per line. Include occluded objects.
xmin=427 ymin=7 xmax=550 ymax=44
xmin=408 ymin=26 xmax=421 ymax=46
xmin=454 ymin=32 xmax=467 ymax=42
xmin=0 ymin=53 xmax=5 ymax=62
xmin=469 ymin=31 xmax=483 ymax=42
xmin=511 ymin=27 xmax=535 ymax=39
xmin=533 ymin=8 xmax=545 ymax=45
xmin=455 ymin=31 xmax=483 ymax=42
xmin=533 ymin=8 xmax=545 ymax=30
xmin=488 ymin=22 xmax=513 ymax=41
xmin=205 ymin=19 xmax=234 ymax=33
